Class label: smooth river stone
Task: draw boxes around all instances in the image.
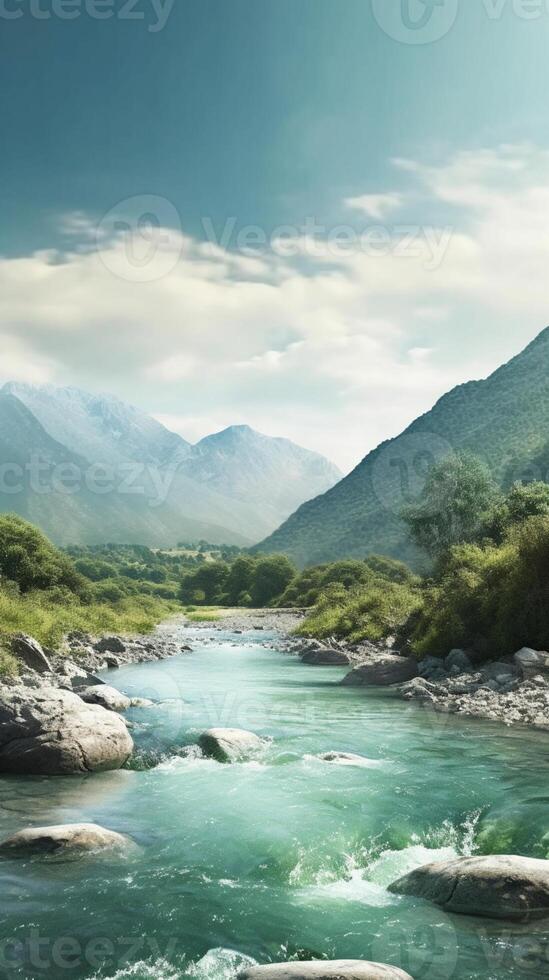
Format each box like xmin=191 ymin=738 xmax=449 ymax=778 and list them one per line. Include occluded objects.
xmin=342 ymin=656 xmax=418 ymax=687
xmin=390 ymin=854 xmax=549 ymax=920
xmin=0 ymin=685 xmax=133 ymax=774
xmin=0 ymin=823 xmax=132 ymax=857
xmin=198 ymin=727 xmax=264 ymax=762
xmin=238 ymin=961 xmax=413 ymax=980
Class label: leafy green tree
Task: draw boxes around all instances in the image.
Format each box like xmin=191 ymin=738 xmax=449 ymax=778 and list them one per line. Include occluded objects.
xmin=402 ymin=453 xmax=500 ymax=559
xmin=225 ymin=556 xmax=257 ymax=605
xmin=250 ymin=555 xmax=296 ymax=606
xmin=0 ymin=514 xmax=86 ymax=595
xmin=180 ymin=561 xmax=229 ymax=604
xmin=484 ymin=481 xmax=549 ymax=543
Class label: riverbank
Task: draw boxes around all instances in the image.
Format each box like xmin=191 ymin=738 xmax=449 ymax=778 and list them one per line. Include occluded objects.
xmin=190 ymin=607 xmax=549 ymax=733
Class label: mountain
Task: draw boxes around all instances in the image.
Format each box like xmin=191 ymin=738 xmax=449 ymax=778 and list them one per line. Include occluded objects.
xmin=179 ymin=425 xmax=342 ymax=534
xmin=0 ymin=384 xmax=340 ymax=546
xmin=256 ymin=327 xmax=549 ymax=568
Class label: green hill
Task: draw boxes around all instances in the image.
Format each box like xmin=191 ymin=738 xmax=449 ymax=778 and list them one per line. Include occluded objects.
xmin=255 ymin=327 xmax=549 ymax=568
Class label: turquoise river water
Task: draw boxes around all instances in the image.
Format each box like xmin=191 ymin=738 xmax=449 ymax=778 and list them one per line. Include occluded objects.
xmin=1 ymin=624 xmax=549 ymax=980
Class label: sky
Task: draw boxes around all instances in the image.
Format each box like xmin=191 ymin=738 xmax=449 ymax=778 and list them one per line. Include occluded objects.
xmin=1 ymin=0 xmax=549 ymax=470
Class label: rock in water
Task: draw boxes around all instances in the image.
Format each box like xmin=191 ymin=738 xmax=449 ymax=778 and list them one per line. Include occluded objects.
xmin=389 ymin=854 xmax=549 ymax=920
xmin=79 ymin=685 xmax=131 ymax=712
xmin=0 ymin=823 xmax=132 ymax=857
xmin=341 ymin=656 xmax=418 ymax=687
xmin=238 ymin=961 xmax=413 ymax=980
xmin=11 ymin=634 xmax=52 ymax=674
xmin=301 ymin=649 xmax=350 ymax=666
xmin=0 ymin=686 xmax=133 ymax=774
xmin=198 ymin=728 xmax=264 ymax=763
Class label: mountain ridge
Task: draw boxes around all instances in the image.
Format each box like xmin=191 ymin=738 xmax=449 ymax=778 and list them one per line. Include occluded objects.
xmin=255 ymin=327 xmax=549 ymax=567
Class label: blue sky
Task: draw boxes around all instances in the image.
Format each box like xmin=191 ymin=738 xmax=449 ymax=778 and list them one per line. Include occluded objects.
xmin=1 ymin=1 xmax=549 ymax=468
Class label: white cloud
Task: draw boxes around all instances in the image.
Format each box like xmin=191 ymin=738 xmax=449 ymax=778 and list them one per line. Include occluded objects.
xmin=344 ymin=192 xmax=403 ymax=220
xmin=1 ymin=143 xmax=549 ymax=469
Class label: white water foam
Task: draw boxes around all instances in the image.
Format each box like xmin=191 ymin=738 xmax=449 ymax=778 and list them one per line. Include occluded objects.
xmin=93 ymin=958 xmax=179 ymax=980
xmin=304 ymin=752 xmax=384 ymax=769
xmin=292 ymin=811 xmax=482 ymax=908
xmin=187 ymin=947 xmax=257 ymax=980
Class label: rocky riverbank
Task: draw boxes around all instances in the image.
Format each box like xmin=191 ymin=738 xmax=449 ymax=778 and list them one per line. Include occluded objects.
xmin=200 ymin=608 xmax=549 ymax=734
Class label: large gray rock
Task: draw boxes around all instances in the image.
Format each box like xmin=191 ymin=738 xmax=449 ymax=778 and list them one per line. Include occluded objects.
xmin=301 ymin=649 xmax=350 ymax=666
xmin=198 ymin=727 xmax=264 ymax=763
xmin=390 ymin=854 xmax=549 ymax=921
xmin=0 ymin=685 xmax=133 ymax=774
xmin=94 ymin=636 xmax=126 ymax=654
xmin=79 ymin=685 xmax=131 ymax=712
xmin=238 ymin=962 xmax=412 ymax=980
xmin=11 ymin=635 xmax=52 ymax=674
xmin=0 ymin=823 xmax=132 ymax=857
xmin=514 ymin=648 xmax=549 ymax=680
xmin=342 ymin=656 xmax=418 ymax=687
xmin=444 ymin=649 xmax=472 ymax=673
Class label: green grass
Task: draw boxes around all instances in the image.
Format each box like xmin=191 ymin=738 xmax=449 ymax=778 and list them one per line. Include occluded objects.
xmin=185 ymin=607 xmax=221 ymax=622
xmin=0 ymin=590 xmax=179 ymax=651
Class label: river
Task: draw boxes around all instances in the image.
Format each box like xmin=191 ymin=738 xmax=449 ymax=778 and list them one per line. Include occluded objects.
xmin=1 ymin=623 xmax=548 ymax=980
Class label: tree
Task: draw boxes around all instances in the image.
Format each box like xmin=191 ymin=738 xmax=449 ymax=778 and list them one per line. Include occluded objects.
xmin=402 ymin=453 xmax=499 ymax=559
xmin=250 ymin=555 xmax=296 ymax=606
xmin=179 ymin=561 xmax=229 ymax=604
xmin=0 ymin=514 xmax=86 ymax=595
xmin=484 ymin=481 xmax=549 ymax=543
xmin=225 ymin=556 xmax=256 ymax=605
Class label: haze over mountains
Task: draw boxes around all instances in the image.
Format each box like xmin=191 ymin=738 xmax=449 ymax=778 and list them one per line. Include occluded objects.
xmin=257 ymin=328 xmax=549 ymax=568
xmin=0 ymin=383 xmax=341 ymax=547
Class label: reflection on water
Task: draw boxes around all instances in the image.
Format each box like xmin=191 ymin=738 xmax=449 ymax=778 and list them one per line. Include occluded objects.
xmin=1 ymin=626 xmax=549 ymax=979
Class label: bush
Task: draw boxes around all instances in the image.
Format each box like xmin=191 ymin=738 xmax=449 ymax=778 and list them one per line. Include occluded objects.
xmin=0 ymin=515 xmax=86 ymax=595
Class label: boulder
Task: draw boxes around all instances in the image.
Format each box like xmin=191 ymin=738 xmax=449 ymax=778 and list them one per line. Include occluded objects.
xmin=0 ymin=823 xmax=132 ymax=857
xmin=238 ymin=962 xmax=412 ymax=980
xmin=0 ymin=685 xmax=133 ymax=774
xmin=11 ymin=635 xmax=52 ymax=674
xmin=389 ymin=854 xmax=549 ymax=921
xmin=198 ymin=727 xmax=264 ymax=763
xmin=55 ymin=660 xmax=104 ymax=690
xmin=418 ymin=656 xmax=447 ymax=681
xmin=514 ymin=648 xmax=549 ymax=680
xmin=342 ymin=656 xmax=418 ymax=687
xmin=79 ymin=685 xmax=131 ymax=713
xmin=94 ymin=636 xmax=126 ymax=654
xmin=444 ymin=649 xmax=472 ymax=673
xmin=301 ymin=649 xmax=350 ymax=666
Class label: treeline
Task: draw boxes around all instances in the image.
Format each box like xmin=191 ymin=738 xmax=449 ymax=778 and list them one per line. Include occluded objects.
xmin=0 ymin=516 xmax=180 ymax=663
xmin=180 ymin=453 xmax=549 ymax=663
xmin=301 ymin=454 xmax=549 ymax=660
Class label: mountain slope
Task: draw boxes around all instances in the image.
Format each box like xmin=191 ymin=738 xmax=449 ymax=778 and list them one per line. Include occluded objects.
xmin=256 ymin=327 xmax=549 ymax=567
xmin=180 ymin=425 xmax=342 ymax=534
xmin=0 ymin=389 xmax=248 ymax=547
xmin=0 ymin=384 xmax=341 ymax=546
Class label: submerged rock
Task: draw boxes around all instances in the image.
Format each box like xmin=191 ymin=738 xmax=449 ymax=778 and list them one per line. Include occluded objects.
xmin=342 ymin=656 xmax=418 ymax=687
xmin=301 ymin=649 xmax=350 ymax=666
xmin=198 ymin=727 xmax=264 ymax=763
xmin=79 ymin=685 xmax=131 ymax=713
xmin=317 ymin=751 xmax=380 ymax=767
xmin=11 ymin=635 xmax=52 ymax=674
xmin=238 ymin=961 xmax=412 ymax=980
xmin=0 ymin=685 xmax=133 ymax=774
xmin=0 ymin=823 xmax=132 ymax=857
xmin=389 ymin=854 xmax=549 ymax=921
